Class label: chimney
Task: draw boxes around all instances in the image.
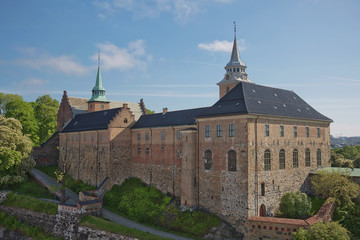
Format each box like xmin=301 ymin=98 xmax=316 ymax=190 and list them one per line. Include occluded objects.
xmin=162 ymin=108 xmax=168 ymax=114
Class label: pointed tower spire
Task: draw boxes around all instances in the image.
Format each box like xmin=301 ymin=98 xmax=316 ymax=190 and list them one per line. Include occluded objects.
xmin=88 ymin=51 xmax=109 ymax=112
xmin=217 ymin=22 xmax=252 ymax=99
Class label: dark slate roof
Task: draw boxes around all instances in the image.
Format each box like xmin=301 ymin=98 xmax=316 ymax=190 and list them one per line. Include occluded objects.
xmin=197 ymin=81 xmax=332 ymax=121
xmin=61 ymin=108 xmax=121 ymax=133
xmin=131 ymin=107 xmax=209 ymax=129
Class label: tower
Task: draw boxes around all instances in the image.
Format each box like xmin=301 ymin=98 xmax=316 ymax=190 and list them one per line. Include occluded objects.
xmin=217 ymin=22 xmax=252 ymax=99
xmin=87 ymin=52 xmax=110 ymax=112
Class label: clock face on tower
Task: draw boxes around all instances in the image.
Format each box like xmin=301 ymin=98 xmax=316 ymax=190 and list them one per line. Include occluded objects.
xmin=226 ymin=74 xmax=230 ymax=80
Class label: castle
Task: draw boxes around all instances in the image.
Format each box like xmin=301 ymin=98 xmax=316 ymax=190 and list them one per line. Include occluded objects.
xmin=52 ymin=29 xmax=332 ymax=230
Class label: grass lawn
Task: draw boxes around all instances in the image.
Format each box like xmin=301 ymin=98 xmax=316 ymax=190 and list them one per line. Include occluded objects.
xmin=309 ymin=195 xmax=326 ymax=215
xmin=80 ymin=215 xmax=172 ymax=240
xmin=1 ymin=192 xmax=58 ymax=215
xmin=1 ymin=177 xmax=54 ymax=199
xmin=36 ymin=166 xmax=96 ymax=193
xmin=0 ymin=211 xmax=63 ymax=240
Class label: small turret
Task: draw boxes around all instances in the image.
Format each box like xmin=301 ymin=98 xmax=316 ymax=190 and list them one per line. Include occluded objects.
xmin=217 ymin=22 xmax=252 ymax=99
xmin=88 ymin=52 xmax=110 ymax=112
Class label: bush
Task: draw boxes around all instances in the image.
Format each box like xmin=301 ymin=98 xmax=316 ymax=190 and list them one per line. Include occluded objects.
xmin=104 ymin=178 xmax=170 ymax=224
xmin=158 ymin=205 xmax=220 ymax=237
xmin=279 ymin=191 xmax=311 ymax=218
xmin=292 ymin=221 xmax=350 ymax=240
xmin=333 ymin=202 xmax=360 ymax=238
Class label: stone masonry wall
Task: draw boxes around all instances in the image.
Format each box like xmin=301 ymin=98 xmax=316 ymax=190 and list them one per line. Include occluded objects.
xmin=197 ymin=116 xmax=249 ymax=227
xmin=245 ymin=198 xmax=336 ymax=240
xmin=246 ymin=117 xmax=331 ymax=221
xmin=131 ymin=126 xmax=184 ymax=197
xmin=32 ymin=132 xmax=59 ymax=167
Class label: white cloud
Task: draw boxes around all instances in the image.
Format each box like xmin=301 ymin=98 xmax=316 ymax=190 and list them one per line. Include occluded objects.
xmin=198 ymin=39 xmax=246 ymax=52
xmin=15 ymin=53 xmax=90 ymax=76
xmin=19 ymin=78 xmax=48 ymax=87
xmin=93 ymin=0 xmax=216 ymax=23
xmin=92 ymin=40 xmax=151 ymax=71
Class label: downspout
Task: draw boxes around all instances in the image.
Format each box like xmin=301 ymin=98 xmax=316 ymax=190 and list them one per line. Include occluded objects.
xmin=172 ymin=126 xmax=175 ymax=196
xmin=78 ymin=132 xmax=81 ymax=179
xmin=197 ymin=120 xmax=200 ymax=206
xmin=96 ymin=131 xmax=99 ymax=187
xmin=254 ymin=116 xmax=260 ymax=216
xmin=150 ymin=128 xmax=153 ymax=186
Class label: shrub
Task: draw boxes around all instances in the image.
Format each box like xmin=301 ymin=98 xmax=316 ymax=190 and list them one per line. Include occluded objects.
xmin=279 ymin=191 xmax=311 ymax=218
xmin=292 ymin=221 xmax=350 ymax=240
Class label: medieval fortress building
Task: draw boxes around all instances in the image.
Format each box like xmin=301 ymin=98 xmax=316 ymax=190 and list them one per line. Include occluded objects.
xmin=51 ymin=31 xmax=332 ymax=231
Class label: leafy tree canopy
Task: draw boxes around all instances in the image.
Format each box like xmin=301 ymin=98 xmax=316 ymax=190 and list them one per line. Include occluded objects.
xmin=279 ymin=191 xmax=312 ymax=218
xmin=311 ymin=169 xmax=360 ymax=206
xmin=34 ymin=95 xmax=59 ymax=144
xmin=0 ymin=115 xmax=35 ymax=186
xmin=292 ymin=221 xmax=350 ymax=240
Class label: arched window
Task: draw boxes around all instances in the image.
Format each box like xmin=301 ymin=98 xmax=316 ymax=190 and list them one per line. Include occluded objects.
xmin=204 ymin=150 xmax=212 ymax=170
xmin=264 ymin=150 xmax=271 ymax=171
xmin=228 ymin=150 xmax=236 ymax=172
xmin=124 ymin=118 xmax=128 ymax=123
xmin=305 ymin=149 xmax=311 ymax=167
xmin=279 ymin=149 xmax=285 ymax=169
xmin=317 ymin=149 xmax=321 ymax=166
xmin=293 ymin=149 xmax=299 ymax=168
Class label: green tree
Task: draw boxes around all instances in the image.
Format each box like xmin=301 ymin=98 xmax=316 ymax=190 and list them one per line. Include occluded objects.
xmin=292 ymin=221 xmax=350 ymax=240
xmin=0 ymin=115 xmax=34 ymax=186
xmin=331 ymin=152 xmax=354 ymax=168
xmin=279 ymin=191 xmax=312 ymax=218
xmin=5 ymin=98 xmax=39 ymax=145
xmin=0 ymin=93 xmax=23 ymax=115
xmin=33 ymin=95 xmax=59 ymax=144
xmin=311 ymin=169 xmax=360 ymax=206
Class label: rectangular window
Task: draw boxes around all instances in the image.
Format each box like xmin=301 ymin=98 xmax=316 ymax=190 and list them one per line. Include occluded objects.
xmin=66 ymin=135 xmax=69 ymax=141
xmin=177 ymin=130 xmax=182 ymax=139
xmin=99 ymin=133 xmax=103 ymax=141
xmin=217 ymin=125 xmax=222 ymax=137
xmin=293 ymin=126 xmax=297 ymax=137
xmin=265 ymin=124 xmax=270 ymax=137
xmin=137 ymin=147 xmax=140 ymax=154
xmin=161 ymin=145 xmax=164 ymax=150
xmin=145 ymin=148 xmax=149 ymax=154
xmin=145 ymin=132 xmax=149 ymax=140
xmin=317 ymin=128 xmax=320 ymax=138
xmin=161 ymin=131 xmax=165 ymax=140
xmin=293 ymin=150 xmax=299 ymax=168
xmin=177 ymin=150 xmax=182 ymax=158
xmin=83 ymin=134 xmax=87 ymax=141
xmin=91 ymin=133 xmax=95 ymax=142
xmin=137 ymin=133 xmax=141 ymax=140
xmin=261 ymin=183 xmax=265 ymax=196
xmin=101 ymin=104 xmax=104 ymax=109
xmin=280 ymin=125 xmax=284 ymax=137
xmin=76 ymin=135 xmax=79 ymax=141
xmin=306 ymin=127 xmax=309 ymax=138
xmin=229 ymin=124 xmax=235 ymax=137
xmin=305 ymin=149 xmax=311 ymax=167
xmin=205 ymin=125 xmax=211 ymax=138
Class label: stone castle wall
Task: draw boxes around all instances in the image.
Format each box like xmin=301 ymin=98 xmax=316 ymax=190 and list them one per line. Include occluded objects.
xmin=246 ymin=117 xmax=331 ymax=220
xmin=197 ymin=116 xmax=249 ymax=227
xmin=32 ymin=131 xmax=59 ymax=167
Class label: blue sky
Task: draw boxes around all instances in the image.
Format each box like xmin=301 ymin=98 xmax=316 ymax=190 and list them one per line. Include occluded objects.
xmin=0 ymin=0 xmax=359 ymax=137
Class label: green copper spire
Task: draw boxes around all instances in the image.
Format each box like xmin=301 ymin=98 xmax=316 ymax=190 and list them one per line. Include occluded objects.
xmin=88 ymin=52 xmax=109 ymax=103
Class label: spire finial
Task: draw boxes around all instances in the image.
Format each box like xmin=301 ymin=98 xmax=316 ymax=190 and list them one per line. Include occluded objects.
xmin=233 ymin=21 xmax=236 ymax=36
